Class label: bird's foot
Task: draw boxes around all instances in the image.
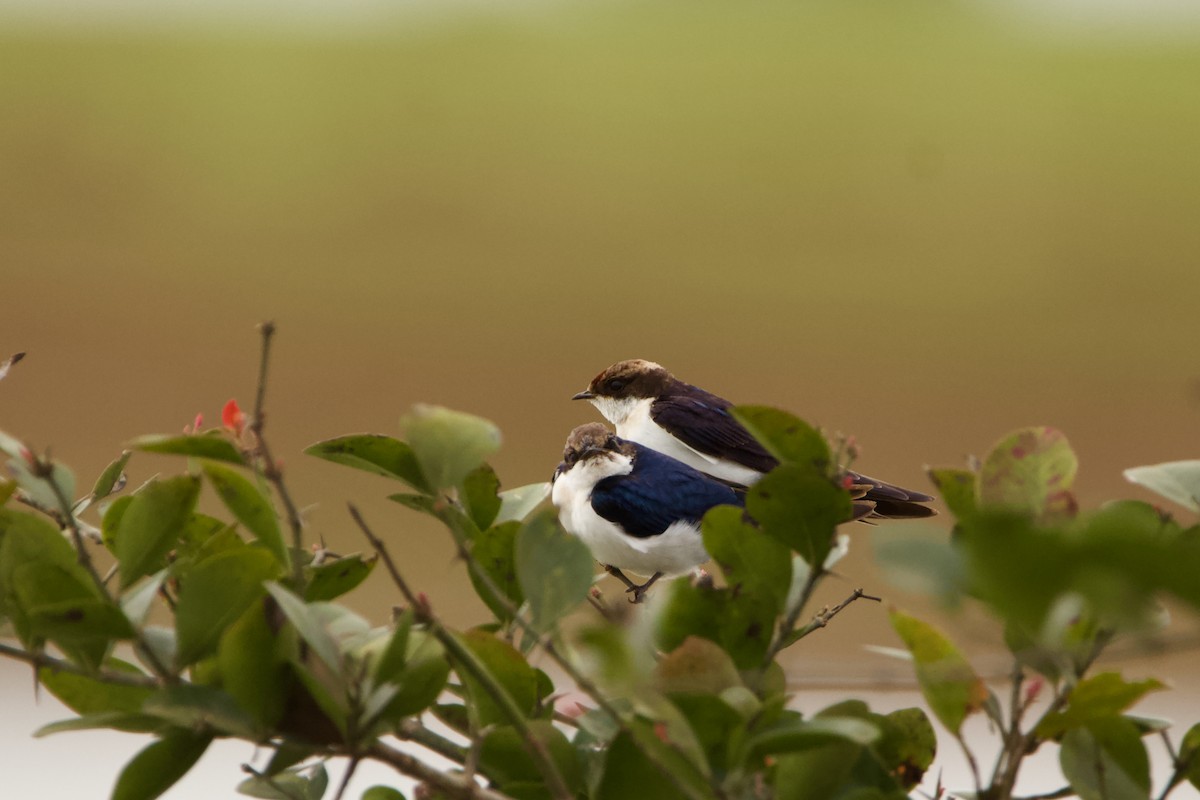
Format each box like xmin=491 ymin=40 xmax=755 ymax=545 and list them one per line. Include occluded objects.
xmin=603 ymin=566 xmax=663 ymax=604
xmin=625 ymin=572 xmax=663 ymax=604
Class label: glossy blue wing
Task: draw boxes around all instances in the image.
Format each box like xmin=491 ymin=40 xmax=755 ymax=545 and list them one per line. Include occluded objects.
xmin=590 ymin=445 xmax=743 ymax=539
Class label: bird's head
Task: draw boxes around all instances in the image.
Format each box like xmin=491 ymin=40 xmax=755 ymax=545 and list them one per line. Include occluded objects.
xmin=572 ymin=360 xmax=671 ymax=424
xmin=560 ymin=422 xmax=632 ymax=467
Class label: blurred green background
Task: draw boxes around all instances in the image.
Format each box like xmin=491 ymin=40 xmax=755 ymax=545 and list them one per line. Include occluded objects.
xmin=4 ymin=0 xmax=1200 ymax=681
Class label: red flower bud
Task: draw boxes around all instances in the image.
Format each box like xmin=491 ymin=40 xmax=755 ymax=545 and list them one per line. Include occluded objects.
xmin=222 ymin=399 xmax=246 ymax=436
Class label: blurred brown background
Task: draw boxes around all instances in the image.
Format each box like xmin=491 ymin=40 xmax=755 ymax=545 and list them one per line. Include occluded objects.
xmin=3 ymin=0 xmax=1200 ymax=794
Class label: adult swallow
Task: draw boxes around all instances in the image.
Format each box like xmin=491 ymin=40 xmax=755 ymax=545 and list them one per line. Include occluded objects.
xmin=573 ymin=359 xmax=935 ymax=520
xmin=551 ymin=422 xmax=743 ymax=602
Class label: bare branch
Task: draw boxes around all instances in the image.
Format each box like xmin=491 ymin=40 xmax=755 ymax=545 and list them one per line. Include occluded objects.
xmin=0 ymin=642 xmax=159 ymax=689
xmin=367 ymin=742 xmax=511 ymax=800
xmin=247 ymin=321 xmax=306 ymax=588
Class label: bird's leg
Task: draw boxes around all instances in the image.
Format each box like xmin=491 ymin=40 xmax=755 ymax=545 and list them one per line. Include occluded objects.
xmin=602 ymin=565 xmax=663 ymax=604
xmin=603 ymin=564 xmax=640 ymax=593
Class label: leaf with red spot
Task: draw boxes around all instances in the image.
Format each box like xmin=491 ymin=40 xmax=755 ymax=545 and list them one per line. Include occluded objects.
xmin=978 ymin=427 xmax=1078 ymax=522
xmin=890 ymin=609 xmax=987 ymax=735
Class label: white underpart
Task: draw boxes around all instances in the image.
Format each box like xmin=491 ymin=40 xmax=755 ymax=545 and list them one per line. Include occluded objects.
xmin=551 ymin=450 xmax=709 ymax=577
xmin=591 ymin=396 xmax=763 ymax=485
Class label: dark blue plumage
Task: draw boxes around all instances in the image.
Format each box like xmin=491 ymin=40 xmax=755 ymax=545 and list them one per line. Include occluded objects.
xmin=589 ymin=442 xmax=743 ymax=539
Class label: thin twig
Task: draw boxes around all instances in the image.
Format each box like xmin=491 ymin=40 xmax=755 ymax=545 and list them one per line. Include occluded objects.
xmin=788 ymin=588 xmax=881 ymax=643
xmin=367 ymin=742 xmax=511 ymax=800
xmin=763 ymin=566 xmax=824 ymax=667
xmin=955 ymin=732 xmax=983 ymax=799
xmin=1155 ymin=729 xmax=1193 ymax=800
xmin=37 ymin=461 xmax=108 ymax=598
xmin=248 ymin=321 xmax=306 ymax=588
xmin=397 ymin=719 xmax=468 ymax=763
xmin=331 ymin=755 xmax=359 ymax=800
xmin=988 ymin=659 xmax=1024 ymax=789
xmin=349 ymin=505 xmax=572 ymax=800
xmin=0 ymin=642 xmax=160 ymax=688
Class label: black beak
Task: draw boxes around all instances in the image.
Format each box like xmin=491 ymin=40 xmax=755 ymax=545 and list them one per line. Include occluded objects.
xmin=572 ymin=390 xmax=594 ymax=401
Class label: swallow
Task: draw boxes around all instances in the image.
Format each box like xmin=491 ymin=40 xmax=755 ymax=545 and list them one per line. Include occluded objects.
xmin=551 ymin=423 xmax=743 ymax=602
xmin=573 ymin=359 xmax=935 ymax=520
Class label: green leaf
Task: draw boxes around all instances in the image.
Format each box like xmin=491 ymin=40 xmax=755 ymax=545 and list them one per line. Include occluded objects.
xmin=889 ymin=609 xmax=986 ymax=735
xmin=657 ymin=579 xmax=775 ymax=669
xmin=91 ymin=450 xmax=132 ymax=500
xmin=403 ymin=405 xmax=502 ymax=491
xmin=218 ymin=601 xmax=289 ymax=729
xmin=111 ymin=729 xmax=212 ymax=800
xmin=304 ymin=434 xmax=430 ymax=493
xmin=456 ymin=629 xmax=540 ymax=726
xmin=129 ymin=433 xmax=246 ymax=465
xmin=1037 ymin=673 xmax=1165 ymax=738
xmin=926 ymin=467 xmax=977 ymax=519
xmin=655 ymin=636 xmax=744 ymax=695
xmin=1060 ymin=717 xmax=1151 ymax=800
xmin=515 ymin=509 xmax=593 ymax=633
xmin=237 ymin=764 xmax=329 ymax=800
xmin=114 ymin=476 xmax=201 ymax=589
xmin=264 ymin=743 xmax=316 ymax=777
xmin=172 ymin=513 xmax=244 ymax=574
xmin=1181 ymin=722 xmax=1200 ymax=789
xmin=1124 ymin=460 xmax=1200 ymax=513
xmin=305 ymin=553 xmax=377 ymax=602
xmin=461 ymin=464 xmax=503 ymax=530
xmin=5 ymin=456 xmax=75 ymax=516
xmin=382 ymin=629 xmax=450 ymax=719
xmin=24 ymin=591 xmax=136 ymax=642
xmin=175 ymin=547 xmax=282 ymax=666
xmin=595 ymin=723 xmax=708 ymax=800
xmin=101 ymin=496 xmax=133 ymax=551
xmin=772 ymin=738 xmax=864 ymax=800
xmin=702 ymin=505 xmax=792 ymax=612
xmin=731 ymin=406 xmax=830 ymax=467
xmin=667 ymin=693 xmax=743 ymax=776
xmin=479 ymin=721 xmax=583 ymax=792
xmin=264 ymin=582 xmax=342 ymax=674
xmin=39 ymin=659 xmax=153 ymax=715
xmin=746 ymin=464 xmax=851 ymax=569
xmin=361 ymin=788 xmax=406 ymax=800
xmin=142 ymin=684 xmax=258 ymax=738
xmin=369 ymin=610 xmax=412 ymax=684
xmin=203 ymin=464 xmax=288 ymax=569
xmin=978 ymin=427 xmax=1078 ymax=522
xmin=469 ymin=521 xmax=524 ymax=622
xmin=35 ymin=711 xmax=165 ymax=737
xmin=496 ymin=482 xmax=551 ymax=524
xmin=748 ymin=716 xmax=880 ymax=758
xmin=874 ymin=708 xmax=936 ymax=789
xmin=0 ymin=508 xmax=109 ymax=659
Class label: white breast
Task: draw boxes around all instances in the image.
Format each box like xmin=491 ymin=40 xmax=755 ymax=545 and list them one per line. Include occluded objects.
xmin=551 ymin=452 xmax=710 ymax=577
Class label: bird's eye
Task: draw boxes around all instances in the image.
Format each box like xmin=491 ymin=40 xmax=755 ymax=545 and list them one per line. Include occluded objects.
xmin=605 ymin=378 xmax=626 ymax=393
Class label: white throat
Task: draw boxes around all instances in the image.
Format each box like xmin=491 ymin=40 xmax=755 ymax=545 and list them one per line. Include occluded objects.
xmin=588 ymin=395 xmax=644 ymax=427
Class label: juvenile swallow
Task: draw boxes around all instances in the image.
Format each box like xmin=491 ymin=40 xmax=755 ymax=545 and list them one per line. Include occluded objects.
xmin=573 ymin=359 xmax=935 ymax=520
xmin=551 ymin=423 xmax=743 ymax=602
